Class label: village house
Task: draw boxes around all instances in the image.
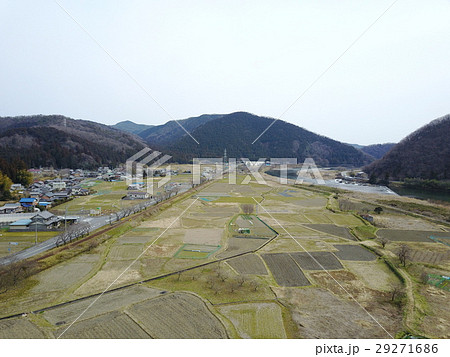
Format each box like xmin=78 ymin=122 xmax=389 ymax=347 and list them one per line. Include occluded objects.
xmin=0 ymin=203 xmax=23 ymax=214
xmin=125 ymin=191 xmax=150 ymax=200
xmin=19 ymin=197 xmax=38 ymax=210
xmin=9 ymin=211 xmax=61 ymax=231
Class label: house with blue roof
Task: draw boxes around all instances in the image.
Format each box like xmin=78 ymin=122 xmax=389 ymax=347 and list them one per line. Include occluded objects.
xmin=19 ymin=197 xmax=38 ymax=212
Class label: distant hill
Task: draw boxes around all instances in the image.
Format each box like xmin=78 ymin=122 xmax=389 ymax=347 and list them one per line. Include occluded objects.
xmin=111 ymin=120 xmax=153 ymax=135
xmin=364 ymin=114 xmax=450 ymax=180
xmin=160 ymin=112 xmax=373 ymax=166
xmin=0 ymin=115 xmax=146 ymax=169
xmin=360 ymin=143 xmax=396 ymax=159
xmin=138 ymin=114 xmax=224 ymax=144
xmin=348 ymin=143 xmax=364 ymax=150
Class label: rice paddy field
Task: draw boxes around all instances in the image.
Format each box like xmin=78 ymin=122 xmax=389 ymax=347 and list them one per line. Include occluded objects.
xmin=226 ymin=254 xmax=268 ymax=275
xmin=217 ymin=302 xmax=286 ymax=338
xmin=261 ymin=253 xmax=311 ymax=287
xmin=376 ymin=229 xmax=449 ymax=242
xmin=0 ymin=171 xmax=449 ymax=339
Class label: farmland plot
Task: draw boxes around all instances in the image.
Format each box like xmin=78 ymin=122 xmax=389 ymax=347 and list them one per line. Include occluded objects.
xmin=45 ymin=286 xmax=162 ymax=325
xmin=333 ymin=245 xmax=377 ymax=261
xmin=32 ymin=253 xmax=98 ymax=293
xmin=274 ymin=287 xmax=400 ymax=338
xmin=290 ymin=251 xmax=343 ymax=270
xmin=304 ymin=213 xmax=333 ymax=224
xmin=326 ymin=213 xmax=362 ymax=226
xmin=183 ymin=228 xmax=223 ymax=245
xmin=0 ymin=318 xmax=46 ymax=339
xmin=410 ymin=249 xmax=450 ymax=265
xmin=227 ymin=254 xmax=268 ymax=275
xmin=56 ymin=311 xmax=150 ymax=339
xmin=305 ymin=224 xmax=356 ymax=241
xmin=292 ymin=198 xmax=327 ymax=207
xmin=217 ymin=238 xmax=268 ymax=259
xmin=74 ymin=260 xmax=142 ymax=294
xmin=108 ymin=244 xmax=144 ymax=260
xmin=376 ymin=229 xmax=448 ymax=243
xmin=127 ymin=293 xmax=227 ymax=338
xmin=218 ymin=302 xmax=286 ymax=338
xmin=262 ymin=253 xmax=310 ymax=287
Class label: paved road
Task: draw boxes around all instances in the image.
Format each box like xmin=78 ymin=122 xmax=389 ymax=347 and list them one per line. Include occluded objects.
xmin=0 ymin=198 xmax=157 ymax=266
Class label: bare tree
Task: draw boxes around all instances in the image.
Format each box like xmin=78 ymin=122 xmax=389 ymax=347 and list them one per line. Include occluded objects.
xmin=228 ymin=278 xmax=240 ymax=293
xmin=241 ymin=204 xmax=254 ymax=215
xmin=205 ymin=275 xmax=217 ymax=290
xmin=420 ymin=270 xmax=429 ymax=285
xmin=378 ymin=236 xmax=390 ymax=249
xmin=389 ymin=283 xmax=404 ymax=302
xmin=0 ymin=259 xmax=37 ymax=294
xmin=396 ymin=244 xmax=411 ymax=267
xmin=249 ymin=278 xmax=259 ymax=291
xmin=237 ymin=275 xmax=246 ymax=287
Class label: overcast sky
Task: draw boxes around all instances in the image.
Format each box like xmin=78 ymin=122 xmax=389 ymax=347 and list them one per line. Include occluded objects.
xmin=1 ymin=0 xmax=449 ymax=145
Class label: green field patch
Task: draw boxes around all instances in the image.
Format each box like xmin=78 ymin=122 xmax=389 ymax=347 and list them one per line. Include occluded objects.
xmin=326 ymin=213 xmax=362 ymax=226
xmin=352 ymin=225 xmax=377 ymax=239
xmin=426 ymin=274 xmax=450 ymax=291
xmin=218 ymin=302 xmax=286 ymax=338
xmin=174 ymin=243 xmax=220 ymax=259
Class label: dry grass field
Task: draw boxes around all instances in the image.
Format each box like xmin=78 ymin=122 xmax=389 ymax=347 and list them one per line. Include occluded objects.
xmin=127 ymin=292 xmax=228 ymax=338
xmin=0 ymin=317 xmax=46 ymax=339
xmin=227 ymin=253 xmax=268 ymax=275
xmin=56 ymin=311 xmax=150 ymax=339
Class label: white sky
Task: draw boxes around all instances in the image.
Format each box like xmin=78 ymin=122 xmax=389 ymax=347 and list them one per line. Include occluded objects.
xmin=1 ymin=0 xmax=449 ymax=145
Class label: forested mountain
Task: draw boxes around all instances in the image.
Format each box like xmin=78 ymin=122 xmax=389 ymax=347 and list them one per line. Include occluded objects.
xmin=160 ymin=112 xmax=373 ymax=166
xmin=0 ymin=115 xmax=146 ymax=169
xmin=360 ymin=143 xmax=396 ymax=159
xmin=138 ymin=114 xmax=224 ymax=144
xmin=111 ymin=120 xmax=153 ymax=135
xmin=364 ymin=114 xmax=450 ymax=180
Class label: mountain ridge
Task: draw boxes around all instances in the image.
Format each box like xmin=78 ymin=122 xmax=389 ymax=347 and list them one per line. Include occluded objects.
xmin=158 ymin=112 xmax=373 ymax=166
xmin=0 ymin=115 xmax=146 ymax=169
xmin=364 ymin=114 xmax=450 ymax=180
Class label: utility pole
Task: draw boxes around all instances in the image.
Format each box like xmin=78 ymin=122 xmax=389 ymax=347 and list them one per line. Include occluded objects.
xmin=65 ymin=205 xmax=67 ymax=232
xmin=35 ymin=221 xmax=38 ymax=245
